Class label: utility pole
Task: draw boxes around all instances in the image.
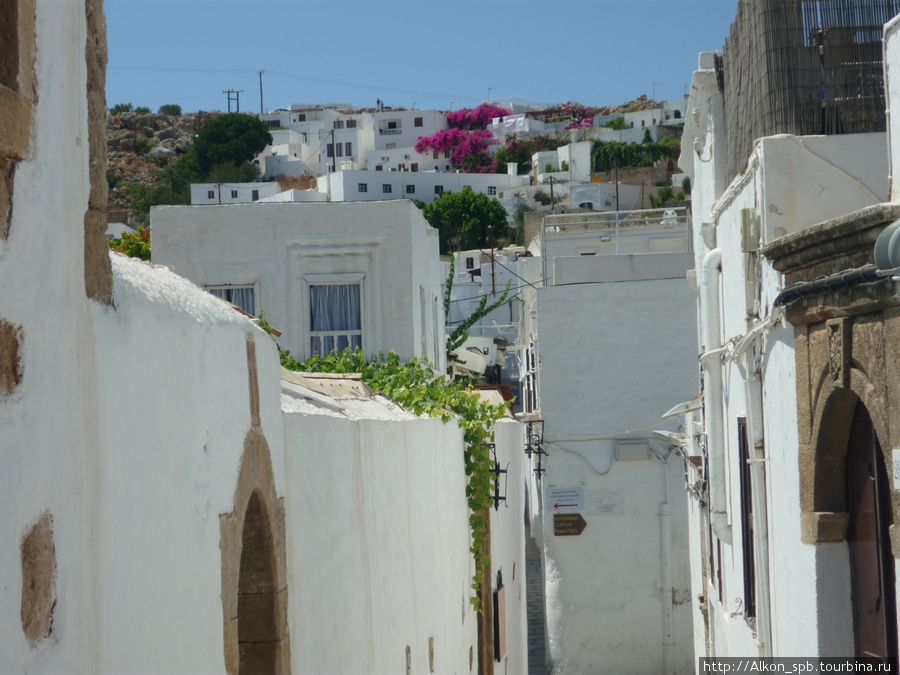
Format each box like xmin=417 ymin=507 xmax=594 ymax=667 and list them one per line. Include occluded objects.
xmin=330 ymin=129 xmax=336 ymax=173
xmin=224 ymin=89 xmax=243 ymax=113
xmin=489 ymin=225 xmax=496 ymax=296
xmin=258 ymin=70 xmax=265 ymax=114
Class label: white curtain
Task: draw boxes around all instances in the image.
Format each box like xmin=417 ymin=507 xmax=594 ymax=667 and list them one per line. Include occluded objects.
xmin=209 ymin=287 xmax=255 ymax=316
xmin=310 ymin=284 xmax=361 ymax=355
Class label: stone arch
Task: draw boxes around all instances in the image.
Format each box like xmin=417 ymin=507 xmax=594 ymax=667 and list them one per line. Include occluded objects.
xmin=220 ymin=428 xmax=290 ymax=674
xmin=801 ymin=365 xmax=892 ymax=547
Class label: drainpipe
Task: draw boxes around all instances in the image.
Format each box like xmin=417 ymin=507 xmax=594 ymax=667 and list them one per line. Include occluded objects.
xmin=660 ymin=500 xmax=674 ymax=675
xmin=699 ymin=247 xmax=730 ymax=541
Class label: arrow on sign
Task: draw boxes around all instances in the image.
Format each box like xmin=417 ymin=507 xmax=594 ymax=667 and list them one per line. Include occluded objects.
xmin=554 ymin=503 xmax=577 ymax=509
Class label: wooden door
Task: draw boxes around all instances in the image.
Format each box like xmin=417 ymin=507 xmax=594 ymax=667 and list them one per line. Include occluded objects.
xmin=846 ymin=401 xmax=898 ymax=658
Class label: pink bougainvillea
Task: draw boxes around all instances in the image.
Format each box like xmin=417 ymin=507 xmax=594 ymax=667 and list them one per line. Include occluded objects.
xmin=562 ymin=102 xmax=597 ymax=130
xmin=415 ymin=128 xmax=497 ymax=171
xmin=445 ymin=102 xmax=512 ymax=130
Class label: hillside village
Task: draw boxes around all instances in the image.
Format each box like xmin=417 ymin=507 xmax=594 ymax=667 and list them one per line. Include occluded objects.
xmin=6 ymin=1 xmax=900 ymax=674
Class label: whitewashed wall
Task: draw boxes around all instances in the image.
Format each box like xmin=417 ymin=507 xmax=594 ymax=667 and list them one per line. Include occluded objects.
xmin=0 ymin=1 xmax=100 ymax=670
xmin=325 ymin=169 xmax=529 ymax=204
xmin=151 ymin=200 xmax=445 ymax=369
xmin=535 ymin=267 xmax=698 ymax=675
xmin=681 ymin=50 xmax=891 ymax=660
xmin=491 ymin=418 xmax=530 ymax=675
xmin=281 ymin=396 xmax=476 ymax=674
xmin=92 ymin=258 xmax=284 ymax=673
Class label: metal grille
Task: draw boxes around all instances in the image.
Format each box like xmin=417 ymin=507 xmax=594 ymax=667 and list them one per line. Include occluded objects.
xmin=723 ymin=0 xmax=900 ymax=181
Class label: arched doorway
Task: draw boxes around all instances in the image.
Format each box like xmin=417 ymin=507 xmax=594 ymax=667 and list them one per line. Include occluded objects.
xmin=845 ymin=400 xmax=897 ymax=658
xmin=238 ymin=490 xmax=278 ymax=674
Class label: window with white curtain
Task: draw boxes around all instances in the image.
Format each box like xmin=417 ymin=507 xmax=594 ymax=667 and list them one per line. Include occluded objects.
xmin=309 ymin=283 xmax=362 ymax=356
xmin=207 ymin=285 xmax=256 ymax=316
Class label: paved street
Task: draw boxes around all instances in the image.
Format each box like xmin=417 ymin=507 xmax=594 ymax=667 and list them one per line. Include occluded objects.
xmin=526 ymin=537 xmax=548 ymax=675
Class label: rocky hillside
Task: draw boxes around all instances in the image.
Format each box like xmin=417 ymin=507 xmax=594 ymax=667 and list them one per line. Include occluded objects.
xmin=106 ymin=111 xmax=219 ymax=225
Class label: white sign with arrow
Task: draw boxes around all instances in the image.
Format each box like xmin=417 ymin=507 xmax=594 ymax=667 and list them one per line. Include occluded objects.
xmin=547 ymin=487 xmax=584 ymax=512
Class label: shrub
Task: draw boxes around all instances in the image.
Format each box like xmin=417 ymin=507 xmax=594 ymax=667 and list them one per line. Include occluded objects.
xmin=158 ymin=103 xmax=182 ymax=116
xmin=109 ymin=102 xmax=133 ymax=115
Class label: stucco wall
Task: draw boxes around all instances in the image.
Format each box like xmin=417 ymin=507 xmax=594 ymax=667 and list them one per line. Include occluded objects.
xmin=535 ymin=273 xmax=698 ymax=674
xmin=281 ymin=402 xmax=478 ymax=674
xmin=151 ymin=200 xmax=444 ymax=367
xmin=91 ymin=256 xmax=285 ymax=673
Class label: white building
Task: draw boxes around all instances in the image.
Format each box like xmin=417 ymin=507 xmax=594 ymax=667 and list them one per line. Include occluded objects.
xmin=321 ymin=167 xmax=530 ymax=205
xmin=594 ymin=99 xmax=687 ymax=132
xmin=678 ymin=0 xmax=898 ymax=658
xmin=151 ymin=200 xmax=448 ymax=370
xmin=256 ymin=105 xmax=450 ymax=178
xmin=190 ymin=180 xmax=282 ymax=205
xmin=520 ymin=211 xmax=698 ymax=674
xmin=532 ymin=141 xmax=593 ymax=184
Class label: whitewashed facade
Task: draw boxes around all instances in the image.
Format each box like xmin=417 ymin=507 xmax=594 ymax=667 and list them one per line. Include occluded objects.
xmin=322 ymin=168 xmax=530 ymax=205
xmin=521 ymin=213 xmax=698 ymax=674
xmin=151 ymin=200 xmax=447 ymax=370
xmin=679 ymin=43 xmax=891 ymax=660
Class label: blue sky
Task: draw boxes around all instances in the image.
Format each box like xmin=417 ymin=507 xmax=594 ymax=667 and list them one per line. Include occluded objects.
xmin=105 ymin=0 xmax=738 ymax=114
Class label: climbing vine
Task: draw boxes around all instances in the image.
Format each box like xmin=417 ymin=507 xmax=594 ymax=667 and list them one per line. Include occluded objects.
xmin=278 ymin=346 xmax=509 ymax=610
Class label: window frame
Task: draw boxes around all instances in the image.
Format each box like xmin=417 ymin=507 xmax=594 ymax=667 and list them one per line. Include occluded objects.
xmin=358 ymin=183 xmax=368 ymax=193
xmin=205 ymin=283 xmax=258 ymax=316
xmin=302 ymin=273 xmax=365 ymax=358
xmin=737 ymin=416 xmax=757 ymax=622
xmin=382 ymin=184 xmax=392 ymax=194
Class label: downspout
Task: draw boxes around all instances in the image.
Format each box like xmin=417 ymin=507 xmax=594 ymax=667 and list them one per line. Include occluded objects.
xmin=699 ymin=247 xmax=730 ymax=541
xmin=660 ymin=475 xmax=674 ymax=674
xmin=654 ymin=442 xmax=675 ymax=674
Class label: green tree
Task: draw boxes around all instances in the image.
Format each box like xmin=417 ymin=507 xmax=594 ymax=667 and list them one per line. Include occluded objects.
xmin=602 ymin=116 xmax=627 ymax=130
xmin=421 ymin=187 xmax=509 ymax=254
xmin=158 ymin=103 xmax=182 ymax=116
xmin=189 ymin=113 xmax=272 ymax=175
xmin=110 ymin=102 xmax=133 ymax=115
